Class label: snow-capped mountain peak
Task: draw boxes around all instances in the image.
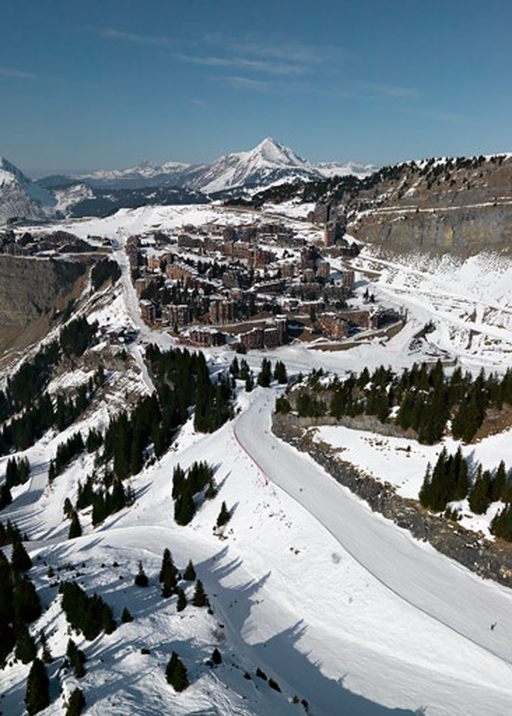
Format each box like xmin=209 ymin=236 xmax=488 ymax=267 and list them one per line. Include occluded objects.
xmin=0 ymin=156 xmax=55 ymax=224
xmin=244 ymin=137 xmax=306 ymax=167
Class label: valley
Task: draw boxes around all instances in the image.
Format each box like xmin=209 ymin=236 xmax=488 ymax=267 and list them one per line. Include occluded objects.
xmin=0 ymin=158 xmax=512 ymax=716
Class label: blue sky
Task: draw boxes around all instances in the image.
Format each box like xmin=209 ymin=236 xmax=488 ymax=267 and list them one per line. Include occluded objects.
xmin=1 ymin=0 xmax=510 ymax=174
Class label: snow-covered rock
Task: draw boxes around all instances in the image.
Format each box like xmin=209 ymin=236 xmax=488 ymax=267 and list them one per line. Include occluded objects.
xmin=0 ymin=157 xmax=55 ymax=224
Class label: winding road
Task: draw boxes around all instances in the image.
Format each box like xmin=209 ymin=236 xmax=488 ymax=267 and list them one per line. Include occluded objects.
xmin=234 ymin=389 xmax=512 ymax=670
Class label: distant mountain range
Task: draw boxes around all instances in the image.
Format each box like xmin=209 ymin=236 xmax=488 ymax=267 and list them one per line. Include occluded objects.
xmin=0 ymin=138 xmax=376 ymax=223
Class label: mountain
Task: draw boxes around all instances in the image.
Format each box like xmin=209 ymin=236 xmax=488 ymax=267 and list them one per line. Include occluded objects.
xmin=0 ymin=157 xmax=55 ymax=224
xmin=42 ymin=138 xmax=376 ymax=195
xmin=52 ymin=182 xmax=208 ymax=218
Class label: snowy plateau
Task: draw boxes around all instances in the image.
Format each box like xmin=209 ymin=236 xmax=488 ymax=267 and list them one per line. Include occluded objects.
xmin=1 ymin=198 xmax=512 ymax=716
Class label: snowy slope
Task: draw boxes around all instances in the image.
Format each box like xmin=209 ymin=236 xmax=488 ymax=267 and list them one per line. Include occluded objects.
xmin=63 ymin=139 xmax=375 ymax=194
xmin=0 ymin=157 xmax=56 ymax=224
xmin=2 ymin=204 xmax=512 ymax=715
xmin=337 ymin=246 xmax=512 ymax=370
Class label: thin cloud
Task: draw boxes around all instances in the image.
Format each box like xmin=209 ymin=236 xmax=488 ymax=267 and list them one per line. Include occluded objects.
xmin=100 ymin=28 xmax=173 ymax=45
xmin=175 ymin=53 xmax=307 ymax=76
xmin=363 ymin=82 xmax=419 ymax=99
xmin=0 ymin=67 xmax=36 ymax=79
xmin=229 ymin=40 xmax=328 ymax=65
xmin=219 ymin=75 xmax=274 ymax=92
xmin=188 ymin=97 xmax=208 ymax=109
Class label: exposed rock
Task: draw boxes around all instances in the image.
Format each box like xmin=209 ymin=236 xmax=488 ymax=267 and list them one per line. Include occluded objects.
xmin=272 ymin=412 xmax=512 ymax=589
xmin=0 ymin=254 xmax=86 ymax=356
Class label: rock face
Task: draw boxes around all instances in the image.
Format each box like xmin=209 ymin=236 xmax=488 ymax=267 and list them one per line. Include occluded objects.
xmin=351 ymin=203 xmax=512 ymax=254
xmin=272 ymin=412 xmax=512 ymax=589
xmin=348 ymin=155 xmax=512 ymax=254
xmin=0 ymin=255 xmax=85 ymax=354
xmin=0 ymin=157 xmax=55 ymax=224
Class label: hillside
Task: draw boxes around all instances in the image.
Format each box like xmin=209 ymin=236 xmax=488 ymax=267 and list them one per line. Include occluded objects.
xmin=0 ymin=203 xmax=511 ymax=715
xmin=252 ymin=153 xmax=512 ymax=254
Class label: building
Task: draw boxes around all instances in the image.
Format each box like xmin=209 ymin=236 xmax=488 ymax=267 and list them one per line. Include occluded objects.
xmin=146 ymin=254 xmax=162 ymax=271
xmin=318 ymin=313 xmax=349 ymax=340
xmin=165 ymin=261 xmax=194 ymax=286
xmin=340 ymin=269 xmax=355 ymax=292
xmin=162 ymin=304 xmax=192 ymax=328
xmin=140 ymin=299 xmax=157 ymax=324
xmin=369 ymin=308 xmax=403 ymax=330
xmin=209 ymin=298 xmax=235 ymax=324
xmin=240 ymin=327 xmax=264 ymax=350
xmin=188 ymin=328 xmax=226 ymax=347
xmin=316 ymin=260 xmax=330 ymax=281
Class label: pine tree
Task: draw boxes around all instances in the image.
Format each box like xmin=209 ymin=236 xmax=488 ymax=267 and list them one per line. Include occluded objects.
xmin=134 ymin=561 xmax=149 ymax=587
xmin=63 ymin=497 xmax=74 ymax=519
xmin=229 ymin=357 xmax=240 ymax=379
xmin=67 ymin=638 xmax=86 ymax=678
xmin=257 ymin=359 xmax=272 ymax=388
xmin=25 ymin=658 xmax=50 ymax=715
xmin=174 ymin=493 xmax=196 ymax=526
xmin=39 ymin=631 xmax=53 ymax=663
xmin=468 ymin=466 xmax=492 ymax=514
xmin=211 ymin=647 xmax=222 ymax=665
xmin=13 ymin=576 xmax=41 ymax=624
xmin=11 ymin=537 xmax=32 ymax=572
xmin=15 ymin=625 xmax=37 ymax=663
xmin=165 ymin=651 xmax=189 ymax=692
xmin=491 ymin=461 xmax=507 ymax=502
xmin=273 ymin=360 xmax=288 ymax=384
xmin=183 ymin=559 xmax=196 ymax=581
xmin=68 ymin=511 xmax=82 ymax=539
xmin=159 ymin=548 xmax=174 ymax=582
xmin=121 ymin=607 xmax=133 ymax=623
xmin=65 ymin=687 xmax=86 ymax=716
xmin=176 ymin=587 xmax=187 ymax=612
xmin=0 ymin=482 xmax=12 ymax=509
xmin=216 ymin=501 xmax=231 ymax=528
xmin=192 ymin=579 xmax=208 ymax=607
xmin=245 ymin=372 xmax=254 ymax=392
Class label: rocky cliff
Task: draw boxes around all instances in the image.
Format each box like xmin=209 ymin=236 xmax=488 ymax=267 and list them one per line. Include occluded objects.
xmin=0 ymin=255 xmax=86 ymax=356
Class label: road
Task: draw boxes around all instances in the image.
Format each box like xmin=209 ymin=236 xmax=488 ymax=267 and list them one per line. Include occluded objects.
xmin=234 ymin=389 xmax=512 ymax=669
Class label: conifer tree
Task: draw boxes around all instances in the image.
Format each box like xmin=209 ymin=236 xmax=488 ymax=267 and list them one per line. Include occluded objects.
xmin=68 ymin=511 xmax=82 ymax=539
xmin=176 ymin=587 xmax=187 ymax=612
xmin=39 ymin=630 xmax=53 ymax=663
xmin=273 ymin=361 xmax=288 ymax=384
xmin=15 ymin=624 xmax=37 ymax=663
xmin=134 ymin=561 xmax=149 ymax=587
xmin=174 ymin=492 xmax=196 ymax=526
xmin=158 ymin=548 xmax=174 ymax=582
xmin=165 ymin=651 xmax=189 ymax=692
xmin=216 ymin=501 xmax=231 ymax=528
xmin=66 ymin=638 xmax=86 ymax=678
xmin=13 ymin=575 xmax=41 ymax=624
xmin=245 ymin=372 xmax=254 ymax=392
xmin=65 ymin=687 xmax=86 ymax=716
xmin=25 ymin=658 xmax=50 ymax=715
xmin=183 ymin=559 xmax=196 ymax=581
xmin=468 ymin=466 xmax=492 ymax=514
xmin=257 ymin=359 xmax=272 ymax=388
xmin=491 ymin=461 xmax=507 ymax=502
xmin=11 ymin=537 xmax=32 ymax=572
xmin=230 ymin=357 xmax=240 ymax=379
xmin=121 ymin=607 xmax=134 ymax=623
xmin=0 ymin=482 xmax=12 ymax=509
xmin=212 ymin=647 xmax=222 ymax=665
xmin=491 ymin=504 xmax=512 ymax=542
xmin=192 ymin=579 xmax=208 ymax=607
xmin=205 ymin=478 xmax=217 ymax=500
xmin=63 ymin=497 xmax=74 ymax=519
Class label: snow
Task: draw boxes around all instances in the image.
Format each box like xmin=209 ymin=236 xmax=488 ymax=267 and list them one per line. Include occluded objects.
xmin=2 ymin=201 xmax=512 ymax=714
